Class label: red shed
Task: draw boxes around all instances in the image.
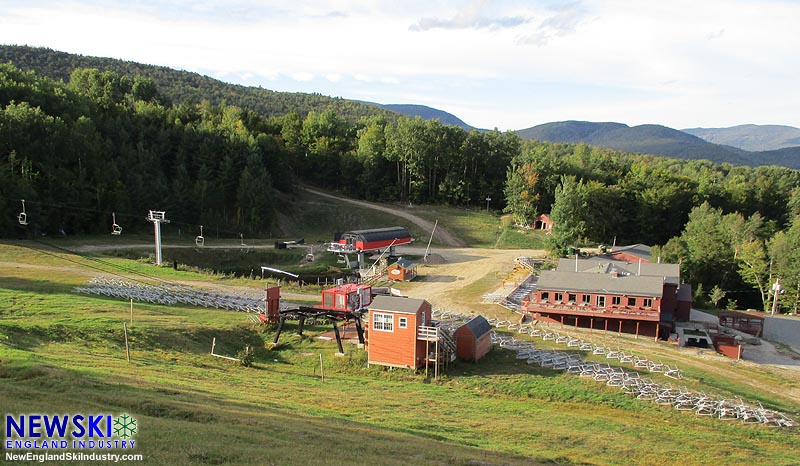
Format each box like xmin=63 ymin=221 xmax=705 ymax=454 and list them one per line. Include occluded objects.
xmin=387 ymin=257 xmax=417 ymax=282
xmin=367 ymin=295 xmax=431 ymax=369
xmin=534 ymin=214 xmax=553 ymax=232
xmin=454 ymin=316 xmax=492 ymax=362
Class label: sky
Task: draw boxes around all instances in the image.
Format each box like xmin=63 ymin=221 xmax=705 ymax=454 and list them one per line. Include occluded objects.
xmin=1 ymin=0 xmax=799 ymax=131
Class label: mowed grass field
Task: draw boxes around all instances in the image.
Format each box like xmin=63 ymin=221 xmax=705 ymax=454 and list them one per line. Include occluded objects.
xmin=1 ymin=242 xmax=799 ymax=466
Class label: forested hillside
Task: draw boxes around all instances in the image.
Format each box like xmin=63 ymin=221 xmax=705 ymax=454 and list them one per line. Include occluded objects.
xmin=0 ymin=45 xmax=396 ymax=123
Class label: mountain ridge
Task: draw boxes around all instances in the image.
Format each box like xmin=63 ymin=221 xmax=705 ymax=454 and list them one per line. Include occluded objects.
xmin=516 ymin=120 xmax=799 ymax=169
xmin=682 ymin=124 xmax=800 ymax=151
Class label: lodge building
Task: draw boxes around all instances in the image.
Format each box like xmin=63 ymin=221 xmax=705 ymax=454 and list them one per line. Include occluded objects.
xmin=522 ymin=257 xmax=691 ymax=339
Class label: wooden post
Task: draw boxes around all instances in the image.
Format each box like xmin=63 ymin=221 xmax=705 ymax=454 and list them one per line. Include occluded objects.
xmin=604 ymin=319 xmax=609 ymax=332
xmin=654 ymin=323 xmax=660 ymax=342
xmin=319 ymin=354 xmax=325 ymax=382
xmin=435 ymin=340 xmax=439 ymax=380
xmin=560 ymin=315 xmax=564 ymax=328
xmin=635 ymin=321 xmax=640 ymax=339
xmin=590 ymin=318 xmax=593 ymax=333
xmin=212 ymin=337 xmax=216 ymax=354
xmin=425 ymin=339 xmax=430 ymax=378
xmin=618 ymin=320 xmax=622 ymax=335
xmin=123 ymin=322 xmax=130 ymax=362
xmin=129 ymin=298 xmax=133 ymax=325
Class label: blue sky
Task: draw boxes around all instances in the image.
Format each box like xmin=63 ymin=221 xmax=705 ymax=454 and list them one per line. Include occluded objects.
xmin=2 ymin=0 xmax=799 ymax=131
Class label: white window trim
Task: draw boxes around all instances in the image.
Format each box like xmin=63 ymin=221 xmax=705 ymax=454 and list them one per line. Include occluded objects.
xmin=398 ymin=317 xmax=408 ymax=329
xmin=372 ymin=312 xmax=394 ymax=332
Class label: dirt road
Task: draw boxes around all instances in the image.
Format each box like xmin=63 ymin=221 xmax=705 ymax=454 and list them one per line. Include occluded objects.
xmin=301 ymin=187 xmax=466 ymax=247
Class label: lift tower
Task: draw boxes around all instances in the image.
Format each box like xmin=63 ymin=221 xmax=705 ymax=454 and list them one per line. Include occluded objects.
xmin=146 ymin=210 xmax=170 ymax=265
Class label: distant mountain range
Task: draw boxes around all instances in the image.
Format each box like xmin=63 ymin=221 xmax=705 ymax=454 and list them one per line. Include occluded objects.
xmin=516 ymin=121 xmax=800 ymax=170
xmin=364 ymin=103 xmax=476 ymax=130
xmin=683 ymin=124 xmax=800 ymax=151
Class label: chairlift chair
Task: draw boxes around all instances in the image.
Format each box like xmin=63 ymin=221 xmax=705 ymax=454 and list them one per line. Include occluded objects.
xmin=18 ymin=199 xmax=28 ymax=225
xmin=195 ymin=225 xmax=205 ymax=247
xmin=111 ymin=212 xmax=122 ymax=235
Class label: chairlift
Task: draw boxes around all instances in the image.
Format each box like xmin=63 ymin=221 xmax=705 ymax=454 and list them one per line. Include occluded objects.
xmin=195 ymin=225 xmax=205 ymax=247
xmin=111 ymin=212 xmax=122 ymax=235
xmin=18 ymin=199 xmax=28 ymax=225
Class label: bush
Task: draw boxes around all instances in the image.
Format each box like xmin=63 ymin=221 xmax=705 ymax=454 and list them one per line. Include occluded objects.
xmin=237 ymin=346 xmax=254 ymax=367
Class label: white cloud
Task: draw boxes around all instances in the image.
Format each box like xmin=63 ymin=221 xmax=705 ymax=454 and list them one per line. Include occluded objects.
xmin=292 ymin=72 xmax=315 ymax=82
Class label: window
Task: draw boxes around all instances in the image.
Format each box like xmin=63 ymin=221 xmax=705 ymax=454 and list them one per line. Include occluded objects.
xmin=372 ymin=312 xmax=394 ymax=332
xmin=628 ymin=297 xmax=636 ymax=307
xmin=582 ymin=294 xmax=591 ymax=304
xmin=612 ymin=296 xmax=621 ymax=306
xmin=568 ymin=293 xmax=577 ymax=303
xmin=597 ymin=296 xmax=606 ymax=307
xmin=335 ymin=294 xmax=345 ymax=309
xmin=398 ymin=317 xmax=408 ymax=329
xmin=554 ymin=292 xmax=563 ymax=302
xmin=541 ymin=292 xmax=550 ymax=301
xmin=323 ymin=293 xmax=334 ymax=308
xmin=643 ymin=298 xmax=653 ymax=308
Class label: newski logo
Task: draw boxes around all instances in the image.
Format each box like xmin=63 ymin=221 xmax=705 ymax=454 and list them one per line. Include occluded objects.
xmin=5 ymin=413 xmax=137 ymax=450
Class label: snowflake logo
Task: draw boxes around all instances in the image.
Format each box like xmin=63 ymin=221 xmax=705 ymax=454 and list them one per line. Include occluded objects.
xmin=113 ymin=413 xmax=137 ymax=439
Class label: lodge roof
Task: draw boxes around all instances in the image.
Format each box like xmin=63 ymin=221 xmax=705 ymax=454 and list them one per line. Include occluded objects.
xmin=535 ymin=270 xmax=665 ymax=297
xmin=607 ymin=244 xmax=652 ymax=261
xmin=556 ymin=257 xmax=680 ymax=284
xmin=370 ymin=295 xmax=428 ymax=314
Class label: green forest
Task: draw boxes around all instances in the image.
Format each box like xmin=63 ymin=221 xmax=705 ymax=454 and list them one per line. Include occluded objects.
xmin=1 ymin=62 xmax=799 ymax=312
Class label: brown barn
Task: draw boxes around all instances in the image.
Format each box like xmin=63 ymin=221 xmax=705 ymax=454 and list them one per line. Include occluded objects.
xmin=367 ymin=295 xmax=432 ymax=369
xmin=454 ymin=316 xmax=492 ymax=362
xmin=387 ymin=257 xmax=417 ymax=282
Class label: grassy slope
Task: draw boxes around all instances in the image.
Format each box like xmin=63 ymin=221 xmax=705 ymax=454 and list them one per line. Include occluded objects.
xmin=1 ymin=242 xmax=799 ymax=466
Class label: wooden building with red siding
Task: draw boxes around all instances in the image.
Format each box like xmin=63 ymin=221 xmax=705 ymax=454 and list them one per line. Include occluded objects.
xmin=367 ymin=295 xmax=432 ymax=369
xmin=387 ymin=257 xmax=417 ymax=282
xmin=523 ymin=257 xmax=691 ymax=339
xmin=454 ymin=316 xmax=492 ymax=362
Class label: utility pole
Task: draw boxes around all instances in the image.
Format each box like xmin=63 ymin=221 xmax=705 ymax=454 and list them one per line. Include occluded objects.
xmin=771 ymin=278 xmax=783 ymax=317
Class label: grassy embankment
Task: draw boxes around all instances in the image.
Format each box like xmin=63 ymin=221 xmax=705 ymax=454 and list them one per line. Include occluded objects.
xmin=1 ymin=242 xmax=799 ymax=466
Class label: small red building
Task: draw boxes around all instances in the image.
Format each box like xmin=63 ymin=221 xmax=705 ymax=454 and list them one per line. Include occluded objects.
xmin=367 ymin=295 xmax=432 ymax=369
xmin=454 ymin=316 xmax=492 ymax=362
xmin=387 ymin=257 xmax=417 ymax=282
xmin=534 ymin=214 xmax=553 ymax=232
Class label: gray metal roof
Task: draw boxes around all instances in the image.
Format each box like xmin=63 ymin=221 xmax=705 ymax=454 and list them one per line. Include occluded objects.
xmin=459 ymin=315 xmax=492 ymax=338
xmin=608 ymin=244 xmax=652 ymax=260
xmin=370 ymin=295 xmax=427 ymax=314
xmin=556 ymin=257 xmax=680 ymax=284
xmin=535 ymin=270 xmax=665 ymax=297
